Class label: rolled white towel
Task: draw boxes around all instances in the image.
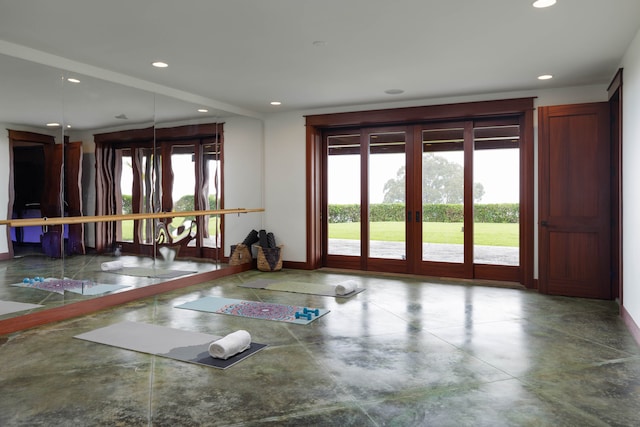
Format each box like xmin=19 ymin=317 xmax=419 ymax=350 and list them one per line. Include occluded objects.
xmin=101 ymin=260 xmax=124 ymax=271
xmin=335 ymin=280 xmax=358 ymax=295
xmin=208 ymin=330 xmax=252 ymax=360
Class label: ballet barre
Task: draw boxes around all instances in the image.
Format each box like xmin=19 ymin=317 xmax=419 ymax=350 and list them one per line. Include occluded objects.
xmin=0 ymin=208 xmax=264 ymax=227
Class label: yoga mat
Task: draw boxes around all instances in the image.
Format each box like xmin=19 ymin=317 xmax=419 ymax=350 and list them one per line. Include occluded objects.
xmin=65 ymin=283 xmax=130 ymax=296
xmin=74 ymin=321 xmax=266 ymax=369
xmin=103 ymin=267 xmax=197 ymax=278
xmin=11 ymin=278 xmax=129 ymax=296
xmin=175 ymin=296 xmax=329 ymax=325
xmin=238 ymin=280 xmax=365 ymax=298
xmin=0 ymin=300 xmax=43 ymax=316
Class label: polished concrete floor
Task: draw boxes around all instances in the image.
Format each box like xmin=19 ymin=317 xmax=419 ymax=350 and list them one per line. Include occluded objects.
xmin=1 ymin=262 xmax=640 ymax=426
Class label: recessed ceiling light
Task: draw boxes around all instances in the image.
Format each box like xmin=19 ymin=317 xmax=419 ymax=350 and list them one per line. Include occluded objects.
xmin=533 ymin=0 xmax=556 ymax=8
xmin=538 ymin=74 xmax=553 ymax=80
xmin=46 ymin=122 xmax=60 ymax=127
xmin=270 ymin=101 xmax=282 ymax=106
xmin=67 ymin=78 xmax=80 ymax=83
xmin=152 ymin=61 xmax=169 ymax=68
xmin=385 ymin=89 xmax=404 ymax=95
xmin=198 ymin=108 xmax=209 ymax=113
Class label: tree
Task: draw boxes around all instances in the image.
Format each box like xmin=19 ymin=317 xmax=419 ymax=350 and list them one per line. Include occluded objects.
xmin=383 ymin=154 xmax=484 ymax=203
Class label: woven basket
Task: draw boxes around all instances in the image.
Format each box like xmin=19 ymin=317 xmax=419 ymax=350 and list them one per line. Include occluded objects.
xmin=254 ymin=245 xmax=283 ymax=272
xmin=229 ymin=244 xmax=252 ymax=265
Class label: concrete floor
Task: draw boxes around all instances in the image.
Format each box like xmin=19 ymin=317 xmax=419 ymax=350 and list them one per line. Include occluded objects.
xmin=1 ymin=258 xmax=640 ymax=426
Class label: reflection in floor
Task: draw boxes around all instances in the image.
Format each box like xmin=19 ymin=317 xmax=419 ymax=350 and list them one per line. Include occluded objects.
xmin=0 ymin=251 xmax=224 ymax=321
xmin=1 ymin=266 xmax=639 ymax=426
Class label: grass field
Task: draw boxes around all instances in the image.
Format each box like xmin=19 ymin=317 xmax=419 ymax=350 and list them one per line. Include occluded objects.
xmin=120 ymin=220 xmax=518 ymax=248
xmin=329 ymin=222 xmax=518 ymax=247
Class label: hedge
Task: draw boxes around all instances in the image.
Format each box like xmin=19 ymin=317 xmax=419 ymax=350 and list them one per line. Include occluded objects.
xmin=328 ymin=203 xmax=519 ymax=223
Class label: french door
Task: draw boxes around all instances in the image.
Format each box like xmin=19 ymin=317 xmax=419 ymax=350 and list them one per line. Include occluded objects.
xmin=324 ymin=118 xmax=524 ymax=281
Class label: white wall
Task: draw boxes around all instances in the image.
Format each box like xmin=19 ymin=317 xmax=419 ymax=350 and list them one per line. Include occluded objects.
xmin=223 ymin=115 xmax=265 ymax=255
xmin=622 ymin=28 xmax=640 ymax=326
xmin=263 ymin=113 xmax=307 ymax=262
xmin=262 ymin=85 xmax=608 ymax=267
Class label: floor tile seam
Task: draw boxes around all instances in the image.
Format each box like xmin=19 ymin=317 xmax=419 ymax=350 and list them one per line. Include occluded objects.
xmin=222 ymin=402 xmax=379 ymax=427
xmin=590 ymin=354 xmax=640 ymax=366
xmin=525 ymin=317 xmax=640 ymax=357
xmin=422 ymin=329 xmax=522 ymax=380
xmin=420 ymin=316 xmax=527 ymax=334
xmin=427 ymin=328 xmax=639 ymax=382
xmin=286 ymin=328 xmax=378 ymax=417
xmin=357 ymin=376 xmax=614 ymax=427
xmin=0 ymin=359 xmax=153 ymax=383
xmin=521 ymin=308 xmax=621 ymax=321
xmin=355 ymin=377 xmax=522 ymax=406
xmin=511 ymin=375 xmax=616 ymax=427
xmin=146 ymin=356 xmax=156 ymax=426
xmin=367 ymin=299 xmax=414 ymax=325
xmin=512 ymin=354 xmax=640 ymax=383
xmin=147 ymin=295 xmax=160 ymax=426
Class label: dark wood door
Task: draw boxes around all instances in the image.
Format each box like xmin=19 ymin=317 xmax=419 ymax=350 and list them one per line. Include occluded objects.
xmin=41 ymin=141 xmax=85 ymax=256
xmin=65 ymin=142 xmax=85 ymax=255
xmin=538 ymin=103 xmax=611 ymax=299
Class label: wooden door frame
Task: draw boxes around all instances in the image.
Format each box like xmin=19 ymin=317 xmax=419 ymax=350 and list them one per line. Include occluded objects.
xmin=608 ymin=69 xmax=623 ymax=303
xmin=306 ymin=97 xmax=535 ymax=288
xmin=6 ymin=130 xmax=62 ymax=257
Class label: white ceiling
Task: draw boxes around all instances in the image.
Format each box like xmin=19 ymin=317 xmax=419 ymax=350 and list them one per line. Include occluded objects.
xmin=1 ymin=0 xmax=640 ymax=128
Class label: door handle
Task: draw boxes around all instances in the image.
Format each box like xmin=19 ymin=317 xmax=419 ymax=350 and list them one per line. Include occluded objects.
xmin=416 ymin=211 xmax=420 ymax=222
xmin=540 ymin=220 xmax=548 ymax=227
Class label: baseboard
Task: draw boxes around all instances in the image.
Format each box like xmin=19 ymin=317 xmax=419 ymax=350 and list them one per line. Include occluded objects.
xmin=621 ymin=305 xmax=640 ymax=347
xmin=0 ymin=252 xmax=12 ymax=261
xmin=283 ymin=260 xmax=313 ymax=270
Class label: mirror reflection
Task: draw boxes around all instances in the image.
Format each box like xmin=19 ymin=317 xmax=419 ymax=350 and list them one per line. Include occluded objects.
xmin=0 ymin=53 xmax=235 ymax=328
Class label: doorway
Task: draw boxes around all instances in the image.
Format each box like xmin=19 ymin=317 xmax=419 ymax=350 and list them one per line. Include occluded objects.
xmin=307 ymin=98 xmax=535 ymax=286
xmin=538 ymin=102 xmax=612 ymax=299
xmin=322 ymin=115 xmax=527 ymax=282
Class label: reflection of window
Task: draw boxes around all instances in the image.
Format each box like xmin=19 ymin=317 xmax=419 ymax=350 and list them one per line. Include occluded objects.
xmin=94 ymin=123 xmax=223 ymax=259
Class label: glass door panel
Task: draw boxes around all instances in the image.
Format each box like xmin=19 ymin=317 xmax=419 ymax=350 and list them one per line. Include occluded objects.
xmin=140 ymin=150 xmax=154 ymax=244
xmin=473 ymin=125 xmax=520 ymax=266
xmin=421 ymin=128 xmax=465 ymax=263
xmin=203 ymin=141 xmax=221 ymax=249
xmin=118 ymin=148 xmax=155 ymax=246
xmin=119 ymin=151 xmax=134 ymax=243
xmin=327 ymin=134 xmax=361 ymax=256
xmin=369 ymin=131 xmax=406 ymax=260
xmin=169 ymin=145 xmax=196 ymax=246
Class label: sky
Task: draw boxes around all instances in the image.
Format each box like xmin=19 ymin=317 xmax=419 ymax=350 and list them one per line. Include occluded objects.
xmin=122 ymin=150 xmax=519 ymax=206
xmin=328 ymin=149 xmax=519 ymax=204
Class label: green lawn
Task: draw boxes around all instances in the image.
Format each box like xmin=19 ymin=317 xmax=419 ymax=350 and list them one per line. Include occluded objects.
xmin=329 ymin=222 xmax=518 ymax=247
xmin=121 ymin=219 xmax=517 ymax=247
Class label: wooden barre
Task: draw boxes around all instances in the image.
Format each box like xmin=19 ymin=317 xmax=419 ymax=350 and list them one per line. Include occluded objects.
xmin=0 ymin=208 xmax=264 ymax=227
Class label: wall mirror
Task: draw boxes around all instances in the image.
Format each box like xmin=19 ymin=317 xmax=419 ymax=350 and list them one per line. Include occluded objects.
xmin=0 ymin=53 xmax=237 ymax=332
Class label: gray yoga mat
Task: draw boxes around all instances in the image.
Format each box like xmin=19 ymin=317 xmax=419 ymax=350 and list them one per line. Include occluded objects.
xmin=104 ymin=267 xmax=197 ymax=278
xmin=0 ymin=300 xmax=43 ymax=316
xmin=74 ymin=321 xmax=266 ymax=369
xmin=238 ymin=280 xmax=365 ymax=298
